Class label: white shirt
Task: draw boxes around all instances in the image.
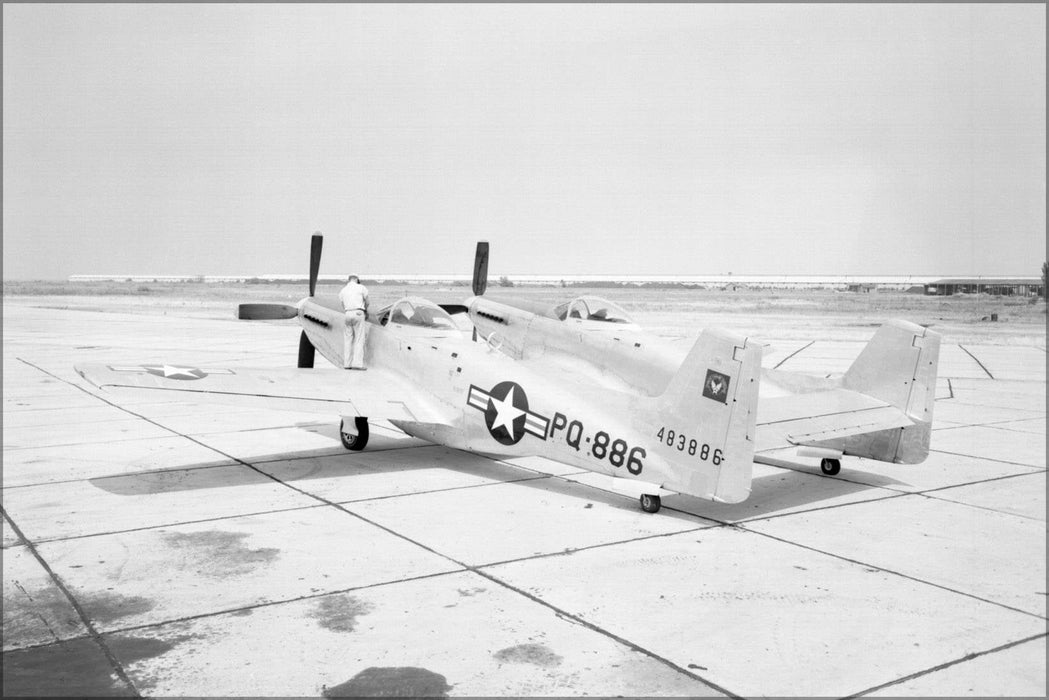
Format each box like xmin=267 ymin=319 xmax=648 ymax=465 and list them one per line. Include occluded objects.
xmin=339 ymin=281 xmax=369 ymax=311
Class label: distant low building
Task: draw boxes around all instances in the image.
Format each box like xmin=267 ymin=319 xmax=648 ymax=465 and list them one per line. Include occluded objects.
xmin=66 ymin=273 xmax=1044 ymax=296
xmin=924 ymin=278 xmax=1044 ymax=296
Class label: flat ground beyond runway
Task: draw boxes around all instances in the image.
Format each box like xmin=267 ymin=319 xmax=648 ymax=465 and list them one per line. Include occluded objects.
xmin=3 ymin=285 xmax=1046 ymax=697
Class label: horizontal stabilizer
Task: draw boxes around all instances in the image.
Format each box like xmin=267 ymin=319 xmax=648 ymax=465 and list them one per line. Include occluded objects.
xmin=237 ymin=303 xmax=298 ymax=320
xmin=755 ymin=389 xmax=912 ymax=453
xmin=784 ymin=406 xmax=913 ymax=445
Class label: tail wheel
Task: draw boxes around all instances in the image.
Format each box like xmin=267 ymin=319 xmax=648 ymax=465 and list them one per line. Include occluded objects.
xmin=639 ymin=494 xmax=661 ymax=513
xmin=340 ymin=417 xmax=369 ymax=451
xmin=820 ymin=458 xmax=841 ymax=476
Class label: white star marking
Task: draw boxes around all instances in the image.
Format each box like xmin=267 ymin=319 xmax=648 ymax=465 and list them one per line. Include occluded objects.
xmin=488 ymin=386 xmax=526 ymax=435
xmin=156 ymin=364 xmax=201 ymax=379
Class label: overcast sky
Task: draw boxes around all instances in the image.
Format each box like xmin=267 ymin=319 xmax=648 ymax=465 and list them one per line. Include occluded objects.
xmin=3 ymin=4 xmax=1045 ymax=280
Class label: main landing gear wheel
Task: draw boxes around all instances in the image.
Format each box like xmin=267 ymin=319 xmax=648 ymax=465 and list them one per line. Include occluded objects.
xmin=340 ymin=417 xmax=369 ymax=451
xmin=820 ymin=458 xmax=841 ymax=476
xmin=639 ymin=494 xmax=661 ymax=513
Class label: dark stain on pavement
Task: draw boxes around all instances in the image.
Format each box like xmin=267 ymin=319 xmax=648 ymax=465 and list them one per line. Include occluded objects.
xmin=309 ymin=594 xmax=374 ymax=633
xmin=2 ymin=637 xmax=135 ymax=697
xmin=106 ymin=633 xmax=195 ymax=664
xmin=163 ymin=530 xmax=280 ymax=577
xmin=105 ymin=632 xmax=198 ymax=694
xmin=2 ymin=584 xmax=81 ymax=643
xmin=323 ymin=667 xmax=453 ymax=697
xmin=493 ymin=643 xmax=563 ymax=668
xmin=76 ymin=590 xmax=156 ymax=625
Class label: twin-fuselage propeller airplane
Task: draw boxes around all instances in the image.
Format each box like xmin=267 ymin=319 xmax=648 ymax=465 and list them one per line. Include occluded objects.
xmin=76 ymin=235 xmax=940 ymax=513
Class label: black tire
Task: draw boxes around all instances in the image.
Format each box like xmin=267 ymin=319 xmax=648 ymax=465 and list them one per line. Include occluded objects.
xmin=820 ymin=458 xmax=841 ymax=476
xmin=340 ymin=417 xmax=369 ymax=451
xmin=639 ymin=494 xmax=661 ymax=513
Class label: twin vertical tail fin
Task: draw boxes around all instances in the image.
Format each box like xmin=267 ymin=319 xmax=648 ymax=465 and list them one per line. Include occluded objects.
xmin=841 ymin=320 xmax=941 ymax=463
xmin=651 ymin=329 xmax=763 ymax=504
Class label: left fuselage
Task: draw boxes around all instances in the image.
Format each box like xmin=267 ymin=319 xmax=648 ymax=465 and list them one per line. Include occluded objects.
xmin=295 ymin=293 xmax=754 ymax=502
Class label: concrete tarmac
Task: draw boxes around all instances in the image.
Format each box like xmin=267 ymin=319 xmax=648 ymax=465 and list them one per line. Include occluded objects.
xmin=2 ymin=302 xmax=1046 ymax=697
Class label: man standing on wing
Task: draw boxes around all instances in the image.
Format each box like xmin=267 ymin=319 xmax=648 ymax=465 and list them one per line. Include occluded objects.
xmin=338 ymin=274 xmax=369 ymax=369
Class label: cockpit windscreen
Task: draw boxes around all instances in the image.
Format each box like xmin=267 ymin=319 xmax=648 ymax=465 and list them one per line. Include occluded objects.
xmin=385 ymin=299 xmax=458 ymax=330
xmin=558 ymin=296 xmax=634 ymax=324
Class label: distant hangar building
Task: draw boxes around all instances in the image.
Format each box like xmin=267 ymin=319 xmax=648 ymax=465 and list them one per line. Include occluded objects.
xmin=67 ymin=274 xmax=1044 ymax=296
xmin=923 ymin=277 xmax=1044 ymax=297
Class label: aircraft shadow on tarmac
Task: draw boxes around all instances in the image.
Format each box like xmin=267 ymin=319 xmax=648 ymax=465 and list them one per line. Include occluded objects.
xmin=660 ymin=466 xmax=893 ymax=524
xmin=756 ymin=454 xmax=911 ymax=488
xmin=85 ymin=423 xmax=890 ymax=525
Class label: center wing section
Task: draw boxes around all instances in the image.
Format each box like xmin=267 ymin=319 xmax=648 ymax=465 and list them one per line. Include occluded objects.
xmin=74 ymin=364 xmax=452 ymax=425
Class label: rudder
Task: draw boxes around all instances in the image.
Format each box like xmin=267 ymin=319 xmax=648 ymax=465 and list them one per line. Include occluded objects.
xmin=650 ymin=329 xmax=762 ymax=503
xmin=842 ymin=320 xmax=941 ymax=463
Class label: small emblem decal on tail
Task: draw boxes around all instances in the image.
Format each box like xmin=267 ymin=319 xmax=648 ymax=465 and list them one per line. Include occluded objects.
xmin=702 ymin=369 xmax=730 ymax=403
xmin=467 ymin=381 xmax=550 ymax=446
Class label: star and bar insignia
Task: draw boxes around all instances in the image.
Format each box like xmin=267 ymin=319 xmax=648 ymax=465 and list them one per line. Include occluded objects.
xmin=467 ymin=381 xmax=550 ymax=446
xmin=107 ymin=365 xmax=235 ymax=381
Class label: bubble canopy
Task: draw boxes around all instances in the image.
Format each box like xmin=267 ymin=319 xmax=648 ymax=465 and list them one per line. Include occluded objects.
xmin=554 ymin=296 xmax=634 ymax=324
xmin=377 ymin=297 xmax=458 ymax=330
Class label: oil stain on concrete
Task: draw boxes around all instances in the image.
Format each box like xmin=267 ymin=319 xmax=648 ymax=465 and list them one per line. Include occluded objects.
xmin=323 ymin=667 xmax=452 ymax=698
xmin=106 ymin=632 xmax=198 ymax=694
xmin=308 ymin=593 xmax=375 ymax=633
xmin=76 ymin=590 xmax=156 ymax=626
xmin=162 ymin=530 xmax=280 ymax=577
xmin=3 ymin=583 xmax=83 ymax=646
xmin=493 ymin=643 xmax=564 ymax=668
xmin=2 ymin=637 xmax=135 ymax=697
xmin=106 ymin=633 xmax=196 ymax=664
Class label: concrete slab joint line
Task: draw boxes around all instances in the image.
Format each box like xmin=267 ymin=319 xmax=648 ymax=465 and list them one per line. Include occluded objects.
xmin=470 ymin=568 xmax=742 ymax=698
xmin=957 ymin=344 xmax=996 ymax=379
xmin=1 ymin=509 xmax=140 ymax=696
xmin=844 ymin=632 xmax=1049 ymax=698
xmin=740 ymin=521 xmax=1047 ymax=622
xmin=772 ymin=340 xmax=815 ymax=370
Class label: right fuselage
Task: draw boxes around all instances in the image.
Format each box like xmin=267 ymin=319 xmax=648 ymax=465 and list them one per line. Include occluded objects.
xmin=467 ymin=294 xmax=685 ymax=396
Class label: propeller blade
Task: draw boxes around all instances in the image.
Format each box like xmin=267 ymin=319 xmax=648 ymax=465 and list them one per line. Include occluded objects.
xmin=472 ymin=241 xmax=489 ymax=297
xmin=237 ymin=303 xmax=298 ymax=320
xmin=298 ymin=330 xmax=316 ymax=368
xmin=309 ymin=232 xmax=323 ymax=297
